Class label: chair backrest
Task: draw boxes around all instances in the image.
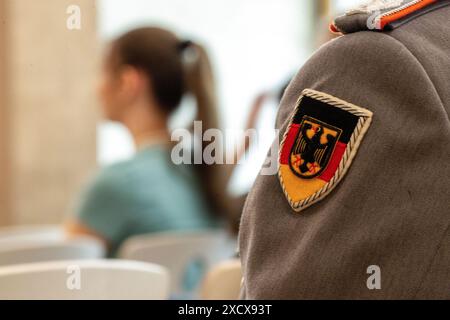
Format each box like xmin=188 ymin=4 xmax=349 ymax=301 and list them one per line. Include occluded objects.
xmin=0 ymin=225 xmax=65 ymax=246
xmin=0 ymin=260 xmax=170 ymax=300
xmin=0 ymin=237 xmax=106 ymax=266
xmin=118 ymin=231 xmax=237 ymax=297
xmin=200 ymin=259 xmax=242 ymax=300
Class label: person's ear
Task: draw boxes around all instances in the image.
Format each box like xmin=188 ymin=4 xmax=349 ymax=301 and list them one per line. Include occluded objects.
xmin=118 ymin=66 xmax=147 ymax=103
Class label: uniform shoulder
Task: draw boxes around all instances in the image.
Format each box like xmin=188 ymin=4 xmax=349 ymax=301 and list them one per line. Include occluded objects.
xmin=275 ymin=27 xmax=423 ymax=129
xmin=295 ymin=29 xmax=412 ymax=88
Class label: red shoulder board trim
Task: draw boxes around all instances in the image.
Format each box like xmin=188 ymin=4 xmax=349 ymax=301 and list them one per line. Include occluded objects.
xmin=330 ymin=0 xmax=447 ymax=34
xmin=379 ymin=0 xmax=436 ymax=29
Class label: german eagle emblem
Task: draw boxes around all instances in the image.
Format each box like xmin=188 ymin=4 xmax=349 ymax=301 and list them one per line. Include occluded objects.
xmin=279 ymin=89 xmax=373 ymax=212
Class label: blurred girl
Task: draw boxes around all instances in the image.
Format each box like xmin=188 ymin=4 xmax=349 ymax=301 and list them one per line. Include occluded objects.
xmin=66 ymin=27 xmax=225 ymax=255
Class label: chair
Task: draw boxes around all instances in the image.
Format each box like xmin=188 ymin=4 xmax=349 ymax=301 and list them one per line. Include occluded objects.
xmin=118 ymin=231 xmax=237 ymax=298
xmin=0 ymin=259 xmax=170 ymax=300
xmin=200 ymin=259 xmax=242 ymax=300
xmin=0 ymin=236 xmax=106 ymax=266
xmin=0 ymin=225 xmax=64 ymax=246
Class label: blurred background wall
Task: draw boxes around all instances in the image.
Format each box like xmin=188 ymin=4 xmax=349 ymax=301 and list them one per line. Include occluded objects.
xmin=0 ymin=0 xmax=9 ymax=225
xmin=0 ymin=0 xmax=98 ymax=225
xmin=0 ymin=0 xmax=365 ymax=227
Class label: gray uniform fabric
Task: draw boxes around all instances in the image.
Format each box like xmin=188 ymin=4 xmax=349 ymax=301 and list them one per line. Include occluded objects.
xmin=239 ymin=5 xmax=450 ymax=299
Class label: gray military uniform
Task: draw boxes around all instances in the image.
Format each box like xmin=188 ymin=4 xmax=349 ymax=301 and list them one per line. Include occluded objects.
xmin=239 ymin=1 xmax=450 ymax=299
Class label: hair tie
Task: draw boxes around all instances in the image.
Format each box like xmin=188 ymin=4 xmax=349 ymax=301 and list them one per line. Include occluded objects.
xmin=178 ymin=40 xmax=193 ymax=52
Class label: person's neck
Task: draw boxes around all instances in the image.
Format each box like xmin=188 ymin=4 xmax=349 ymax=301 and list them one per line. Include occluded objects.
xmin=133 ymin=128 xmax=170 ymax=150
xmin=121 ymin=102 xmax=170 ymax=150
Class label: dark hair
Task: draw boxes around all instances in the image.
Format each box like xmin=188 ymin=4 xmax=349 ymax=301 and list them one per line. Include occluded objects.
xmin=109 ymin=27 xmax=227 ymax=218
xmin=110 ymin=28 xmax=185 ymax=113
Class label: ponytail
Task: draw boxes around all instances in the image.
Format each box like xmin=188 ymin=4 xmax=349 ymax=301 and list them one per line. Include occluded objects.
xmin=182 ymin=42 xmax=230 ymax=219
xmin=183 ymin=43 xmax=219 ymax=132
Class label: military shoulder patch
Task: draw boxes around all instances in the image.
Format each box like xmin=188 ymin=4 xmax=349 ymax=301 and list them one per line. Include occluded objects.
xmin=278 ymin=89 xmax=373 ymax=212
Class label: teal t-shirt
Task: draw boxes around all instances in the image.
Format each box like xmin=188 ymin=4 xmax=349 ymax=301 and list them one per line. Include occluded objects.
xmin=74 ymin=144 xmax=219 ymax=256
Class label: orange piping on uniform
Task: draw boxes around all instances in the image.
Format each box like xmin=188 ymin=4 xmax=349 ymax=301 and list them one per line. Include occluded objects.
xmin=380 ymin=0 xmax=437 ymax=29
